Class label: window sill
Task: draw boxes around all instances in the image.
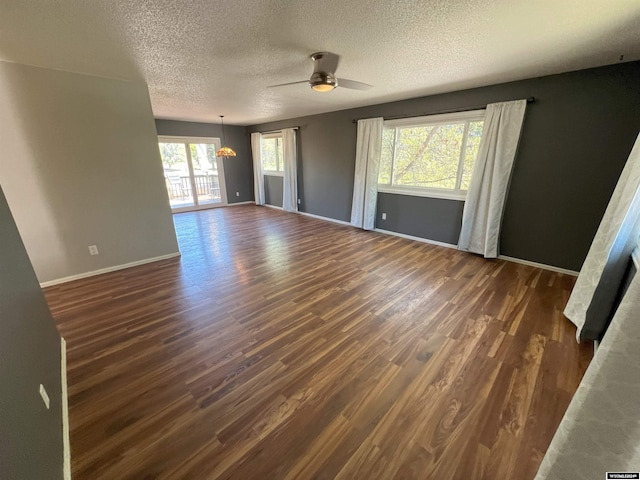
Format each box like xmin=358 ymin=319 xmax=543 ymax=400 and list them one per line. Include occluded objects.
xmin=263 ymin=171 xmax=284 ymax=177
xmin=377 ymin=186 xmax=467 ymax=201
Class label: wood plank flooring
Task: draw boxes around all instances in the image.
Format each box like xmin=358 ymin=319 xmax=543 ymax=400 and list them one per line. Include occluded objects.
xmin=46 ymin=205 xmax=593 ymax=479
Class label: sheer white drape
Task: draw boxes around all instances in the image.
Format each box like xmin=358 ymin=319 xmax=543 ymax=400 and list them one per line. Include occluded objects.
xmin=350 ymin=118 xmax=383 ymax=230
xmin=458 ymin=100 xmax=527 ymax=257
xmin=564 ymin=132 xmax=640 ymax=340
xmin=250 ymin=132 xmax=265 ymax=206
xmin=282 ymin=128 xmax=298 ymax=212
xmin=535 ymin=268 xmax=640 ymax=479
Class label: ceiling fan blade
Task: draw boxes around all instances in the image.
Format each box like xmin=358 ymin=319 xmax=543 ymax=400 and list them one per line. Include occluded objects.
xmin=337 ymin=78 xmax=372 ymax=91
xmin=313 ymin=52 xmax=340 ymax=74
xmin=267 ymin=80 xmax=309 ymax=88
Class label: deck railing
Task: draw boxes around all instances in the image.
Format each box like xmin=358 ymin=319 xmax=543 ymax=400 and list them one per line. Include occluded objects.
xmin=165 ymin=174 xmax=220 ymax=200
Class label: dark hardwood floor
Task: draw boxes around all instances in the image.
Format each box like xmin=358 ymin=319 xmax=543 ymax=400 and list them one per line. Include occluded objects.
xmin=46 ymin=205 xmax=592 ymax=479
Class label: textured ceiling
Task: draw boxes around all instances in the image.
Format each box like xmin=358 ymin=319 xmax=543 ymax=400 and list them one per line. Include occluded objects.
xmin=1 ymin=0 xmax=639 ymax=125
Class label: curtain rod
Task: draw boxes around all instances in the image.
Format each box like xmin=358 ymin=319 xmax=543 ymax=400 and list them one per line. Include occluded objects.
xmin=250 ymin=126 xmax=300 ymax=135
xmin=351 ymin=97 xmax=535 ymax=124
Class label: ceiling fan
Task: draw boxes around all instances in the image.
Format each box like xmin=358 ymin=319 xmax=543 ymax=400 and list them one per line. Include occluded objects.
xmin=268 ymin=52 xmax=372 ymax=92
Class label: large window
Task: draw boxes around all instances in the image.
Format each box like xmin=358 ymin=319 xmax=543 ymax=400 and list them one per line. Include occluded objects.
xmin=378 ymin=110 xmax=485 ymax=200
xmin=261 ymin=133 xmax=284 ymax=175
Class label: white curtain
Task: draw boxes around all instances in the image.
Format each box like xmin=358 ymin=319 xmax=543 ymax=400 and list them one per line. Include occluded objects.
xmin=458 ymin=100 xmax=527 ymax=257
xmin=535 ymin=268 xmax=640 ymax=479
xmin=250 ymin=132 xmax=265 ymax=206
xmin=282 ymin=128 xmax=298 ymax=212
xmin=564 ymin=132 xmax=640 ymax=341
xmin=350 ymin=117 xmax=383 ymax=230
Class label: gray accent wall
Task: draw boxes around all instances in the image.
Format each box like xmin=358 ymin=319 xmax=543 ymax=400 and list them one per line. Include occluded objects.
xmin=264 ymin=175 xmax=284 ymax=208
xmin=0 ymin=62 xmax=179 ymax=284
xmin=155 ymin=119 xmax=253 ymax=203
xmin=248 ymin=113 xmax=357 ymax=220
xmin=247 ymin=61 xmax=640 ymax=271
xmin=0 ymin=186 xmax=63 ymax=479
xmin=377 ymin=193 xmax=464 ymax=245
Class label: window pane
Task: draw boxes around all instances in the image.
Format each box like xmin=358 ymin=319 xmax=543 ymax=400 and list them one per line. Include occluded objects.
xmin=159 ymin=142 xmax=194 ymax=209
xmin=262 ymin=138 xmax=278 ymax=171
xmin=379 ymin=128 xmax=394 ymax=184
xmin=460 ymin=121 xmax=484 ymax=190
xmin=393 ymin=124 xmax=464 ymax=189
xmin=189 ymin=144 xmax=217 ymax=173
xmin=190 ymin=143 xmax=222 ymax=205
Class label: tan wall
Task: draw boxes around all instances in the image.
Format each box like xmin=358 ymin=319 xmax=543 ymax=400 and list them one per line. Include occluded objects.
xmin=0 ymin=62 xmax=179 ymax=283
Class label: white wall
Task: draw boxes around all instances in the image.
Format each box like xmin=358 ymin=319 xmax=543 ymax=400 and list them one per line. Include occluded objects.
xmin=0 ymin=62 xmax=179 ymax=283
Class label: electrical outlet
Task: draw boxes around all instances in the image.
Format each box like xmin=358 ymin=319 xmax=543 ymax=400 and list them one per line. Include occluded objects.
xmin=39 ymin=384 xmax=50 ymax=410
xmin=236 ymin=191 xmax=240 ymax=197
xmin=382 ymin=213 xmax=387 ymax=220
xmin=88 ymin=245 xmax=99 ymax=255
xmin=297 ymin=198 xmax=301 ymax=204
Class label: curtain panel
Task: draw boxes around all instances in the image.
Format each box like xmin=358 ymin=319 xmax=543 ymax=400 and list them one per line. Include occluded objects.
xmin=350 ymin=117 xmax=383 ymax=230
xmin=458 ymin=100 xmax=527 ymax=258
xmin=535 ymin=267 xmax=640 ymax=479
xmin=250 ymin=132 xmax=265 ymax=206
xmin=282 ymin=128 xmax=298 ymax=213
xmin=564 ymin=131 xmax=640 ymax=341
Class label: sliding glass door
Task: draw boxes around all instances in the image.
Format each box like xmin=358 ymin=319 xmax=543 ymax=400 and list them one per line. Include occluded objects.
xmin=158 ymin=136 xmax=228 ymax=212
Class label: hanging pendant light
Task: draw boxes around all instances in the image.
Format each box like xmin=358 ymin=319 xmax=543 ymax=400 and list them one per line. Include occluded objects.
xmin=216 ymin=115 xmax=236 ymax=157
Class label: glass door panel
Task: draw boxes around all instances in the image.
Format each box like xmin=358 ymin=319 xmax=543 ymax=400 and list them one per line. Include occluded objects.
xmin=159 ymin=142 xmax=195 ymax=209
xmin=190 ymin=143 xmax=226 ymax=206
xmin=159 ymin=136 xmax=228 ymax=212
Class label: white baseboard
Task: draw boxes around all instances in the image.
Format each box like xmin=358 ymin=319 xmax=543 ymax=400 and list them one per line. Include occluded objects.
xmin=297 ymin=210 xmax=352 ymax=227
xmin=227 ymin=201 xmax=255 ymax=206
xmin=259 ymin=204 xmax=352 ymax=226
xmin=39 ymin=252 xmax=182 ymax=288
xmin=61 ymin=337 xmax=70 ymax=480
xmin=497 ymin=254 xmax=579 ymax=276
xmin=262 ymin=203 xmax=283 ymax=210
xmin=374 ymin=228 xmax=577 ymax=275
xmin=374 ymin=228 xmax=458 ymax=250
xmin=293 ymin=208 xmax=579 ymax=275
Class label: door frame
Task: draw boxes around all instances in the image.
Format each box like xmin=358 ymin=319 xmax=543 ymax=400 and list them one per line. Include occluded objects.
xmin=158 ymin=135 xmax=229 ymax=213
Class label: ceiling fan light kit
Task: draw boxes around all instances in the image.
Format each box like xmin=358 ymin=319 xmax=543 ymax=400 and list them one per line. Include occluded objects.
xmin=310 ymin=72 xmax=337 ymax=92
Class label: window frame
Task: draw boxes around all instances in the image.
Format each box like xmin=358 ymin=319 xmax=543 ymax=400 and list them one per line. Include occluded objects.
xmin=261 ymin=132 xmax=284 ymax=176
xmin=378 ymin=109 xmax=486 ymax=201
